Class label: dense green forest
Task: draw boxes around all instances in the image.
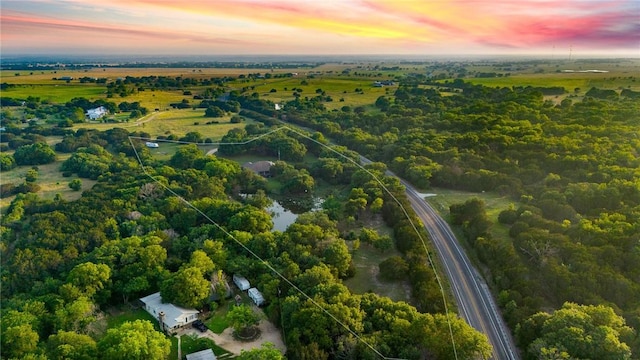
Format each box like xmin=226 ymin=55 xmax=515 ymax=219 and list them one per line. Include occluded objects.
xmin=0 ymin=124 xmax=489 ymax=358
xmin=1 ymin=64 xmax=639 ymax=359
xmin=278 ymin=82 xmax=640 ymax=358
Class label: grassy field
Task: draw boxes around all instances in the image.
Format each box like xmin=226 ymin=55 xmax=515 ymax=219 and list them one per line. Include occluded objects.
xmin=2 ymin=65 xmax=398 ymax=112
xmin=0 ymin=157 xmax=97 ymax=213
xmin=73 ymin=109 xmax=252 ymax=140
xmin=121 ymin=88 xmax=188 ymax=111
xmin=344 ymin=242 xmax=412 ymax=303
xmin=1 ymin=84 xmax=107 ymax=103
xmin=460 ymin=59 xmax=640 ymax=92
xmin=424 ymin=188 xmax=517 ymax=243
xmin=243 ymin=75 xmax=394 ymax=110
xmin=465 ymin=72 xmax=639 ymax=92
xmin=1 ymin=67 xmax=308 ymax=83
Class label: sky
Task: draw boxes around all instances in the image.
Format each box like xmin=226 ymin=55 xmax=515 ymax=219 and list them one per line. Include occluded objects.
xmin=1 ymin=0 xmax=639 ymax=57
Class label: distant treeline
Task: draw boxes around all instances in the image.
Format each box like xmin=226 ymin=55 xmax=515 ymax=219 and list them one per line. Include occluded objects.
xmin=1 ymin=61 xmax=322 ymax=71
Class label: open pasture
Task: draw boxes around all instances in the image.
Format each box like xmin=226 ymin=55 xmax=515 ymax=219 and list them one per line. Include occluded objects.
xmin=242 ymin=74 xmax=393 ymax=110
xmin=73 ymin=109 xmax=251 ymax=140
xmin=462 ymin=58 xmax=640 ymax=92
xmin=1 ymin=66 xmax=310 ymax=84
xmin=0 ymin=158 xmax=97 ymax=213
xmin=465 ymin=72 xmax=639 ymax=92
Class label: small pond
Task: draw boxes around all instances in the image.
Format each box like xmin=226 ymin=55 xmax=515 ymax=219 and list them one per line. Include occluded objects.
xmin=267 ymin=196 xmax=323 ymax=231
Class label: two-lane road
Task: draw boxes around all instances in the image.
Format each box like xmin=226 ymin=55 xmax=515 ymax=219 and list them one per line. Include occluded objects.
xmin=357 ymin=154 xmax=518 ymax=359
xmin=401 ymin=181 xmax=519 ymax=360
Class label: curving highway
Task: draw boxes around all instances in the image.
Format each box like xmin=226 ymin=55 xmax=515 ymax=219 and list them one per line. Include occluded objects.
xmin=401 ymin=180 xmax=520 ymax=360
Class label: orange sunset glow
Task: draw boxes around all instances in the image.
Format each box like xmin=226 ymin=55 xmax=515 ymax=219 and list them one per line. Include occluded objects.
xmin=1 ymin=0 xmax=638 ymax=56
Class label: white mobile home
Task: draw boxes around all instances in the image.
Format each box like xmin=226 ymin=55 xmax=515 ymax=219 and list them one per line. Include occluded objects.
xmin=233 ymin=274 xmax=250 ymax=291
xmin=247 ymin=287 xmax=265 ymax=307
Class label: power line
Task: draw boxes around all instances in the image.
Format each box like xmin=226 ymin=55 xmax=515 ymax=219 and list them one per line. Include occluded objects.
xmin=128 ymin=126 xmax=461 ymax=359
xmin=128 ymin=136 xmax=403 ymax=360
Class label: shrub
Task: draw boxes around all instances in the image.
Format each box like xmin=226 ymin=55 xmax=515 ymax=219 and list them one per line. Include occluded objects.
xmin=0 ymin=153 xmax=16 ymax=171
xmin=25 ymin=169 xmax=38 ymax=183
xmin=69 ymin=179 xmax=82 ymax=191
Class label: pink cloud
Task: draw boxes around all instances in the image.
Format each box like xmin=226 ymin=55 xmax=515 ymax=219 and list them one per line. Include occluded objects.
xmin=1 ymin=0 xmax=637 ymax=54
xmin=1 ymin=11 xmax=255 ymax=47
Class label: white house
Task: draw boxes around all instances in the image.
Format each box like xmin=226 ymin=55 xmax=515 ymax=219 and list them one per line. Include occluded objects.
xmin=247 ymin=287 xmax=265 ymax=307
xmin=139 ymin=292 xmax=199 ymax=334
xmin=86 ymin=106 xmax=107 ymax=120
xmin=232 ymin=274 xmax=250 ymax=291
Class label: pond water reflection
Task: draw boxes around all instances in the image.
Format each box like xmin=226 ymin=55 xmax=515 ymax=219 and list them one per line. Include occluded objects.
xmin=267 ymin=196 xmax=322 ymax=231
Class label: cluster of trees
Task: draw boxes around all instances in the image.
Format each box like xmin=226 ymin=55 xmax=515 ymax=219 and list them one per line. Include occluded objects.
xmin=217 ymin=128 xmax=308 ymax=162
xmin=273 ymin=80 xmax=639 ymax=357
xmin=4 ymin=66 xmax=637 ymax=358
xmin=1 ymin=122 xmax=494 ymax=359
xmin=118 ymin=101 xmax=149 ymax=119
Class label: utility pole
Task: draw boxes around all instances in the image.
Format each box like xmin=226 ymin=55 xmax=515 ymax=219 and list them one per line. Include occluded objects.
xmin=569 ymin=45 xmax=573 ymax=61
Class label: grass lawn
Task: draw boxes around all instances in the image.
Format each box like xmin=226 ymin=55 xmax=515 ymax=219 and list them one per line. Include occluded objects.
xmin=204 ymin=305 xmax=233 ymax=334
xmin=170 ymin=335 xmax=232 ymax=360
xmin=106 ymin=307 xmax=159 ymax=330
xmin=344 ymin=242 xmax=412 ymax=303
xmin=170 ymin=334 xmax=233 ymax=360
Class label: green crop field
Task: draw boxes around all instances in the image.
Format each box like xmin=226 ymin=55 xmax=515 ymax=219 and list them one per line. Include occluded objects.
xmin=1 ymin=84 xmax=106 ymax=103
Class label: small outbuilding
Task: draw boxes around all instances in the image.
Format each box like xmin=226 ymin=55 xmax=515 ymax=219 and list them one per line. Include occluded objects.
xmin=186 ymin=348 xmax=217 ymax=360
xmin=241 ymin=161 xmax=274 ymax=177
xmin=247 ymin=287 xmax=265 ymax=307
xmin=233 ymin=274 xmax=251 ymax=291
xmin=145 ymin=141 xmax=159 ymax=148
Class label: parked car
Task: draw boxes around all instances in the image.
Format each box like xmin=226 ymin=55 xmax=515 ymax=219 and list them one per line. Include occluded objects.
xmin=192 ymin=320 xmax=208 ymax=332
